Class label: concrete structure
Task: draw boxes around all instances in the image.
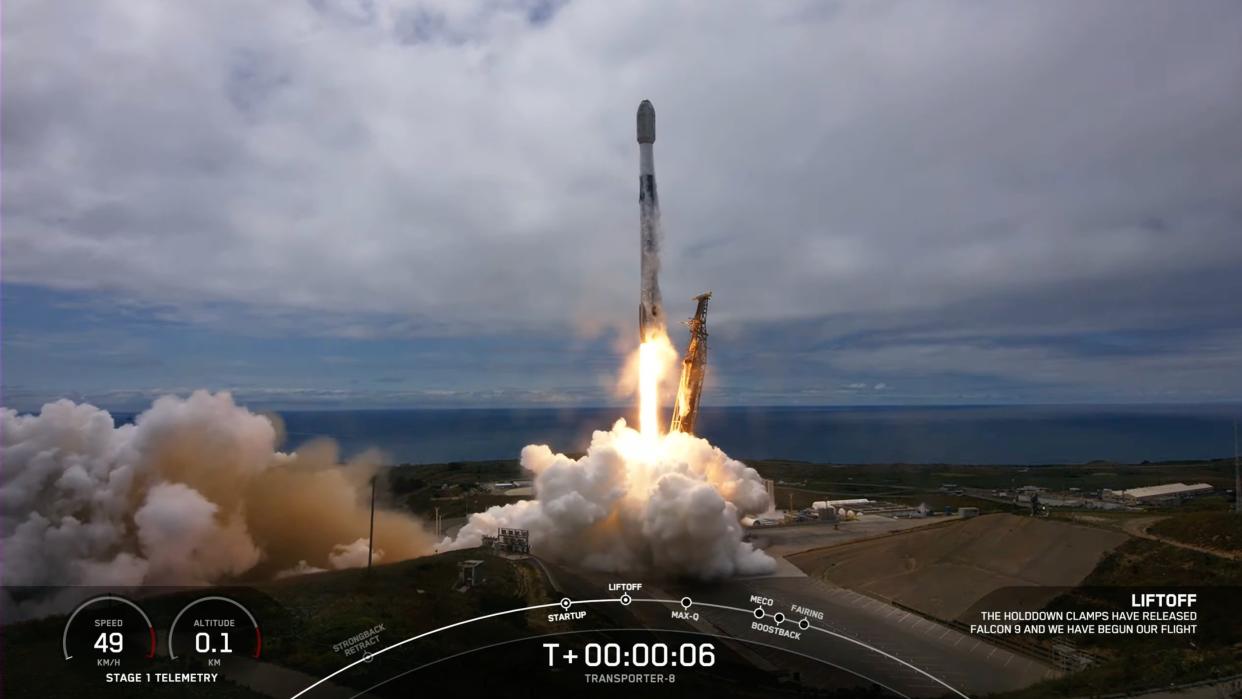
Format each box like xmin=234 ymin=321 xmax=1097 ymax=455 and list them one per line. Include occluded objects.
xmin=958 ymin=507 xmax=980 ymax=518
xmin=488 ymin=480 xmax=531 ymax=493
xmin=814 ymin=498 xmax=872 ymax=508
xmin=1103 ymin=482 xmax=1213 ymax=505
xmin=456 ymin=559 xmax=483 ymax=588
xmin=496 ymin=527 xmax=531 ymax=554
xmin=790 ymin=514 xmax=1129 ymax=622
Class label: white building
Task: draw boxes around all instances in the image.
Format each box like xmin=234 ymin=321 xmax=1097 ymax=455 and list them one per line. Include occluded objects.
xmin=1102 ymin=482 xmax=1213 ymax=505
xmin=811 ymin=498 xmax=872 ymax=508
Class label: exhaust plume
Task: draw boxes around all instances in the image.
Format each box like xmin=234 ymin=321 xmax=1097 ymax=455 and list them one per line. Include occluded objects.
xmin=638 ymin=333 xmax=678 ymax=440
xmin=442 ymin=419 xmax=776 ymax=579
xmin=1 ymin=391 xmax=435 ymax=593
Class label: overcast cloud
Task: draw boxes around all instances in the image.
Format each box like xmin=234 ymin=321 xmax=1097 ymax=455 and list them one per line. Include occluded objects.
xmin=3 ymin=0 xmax=1241 ymax=409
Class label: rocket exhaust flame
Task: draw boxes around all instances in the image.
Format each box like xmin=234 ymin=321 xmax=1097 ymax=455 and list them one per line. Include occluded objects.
xmin=638 ymin=333 xmax=676 ymax=441
xmin=639 ymin=340 xmax=662 ymax=440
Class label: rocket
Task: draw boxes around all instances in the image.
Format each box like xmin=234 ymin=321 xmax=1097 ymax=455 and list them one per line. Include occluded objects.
xmin=637 ymin=99 xmax=664 ymax=341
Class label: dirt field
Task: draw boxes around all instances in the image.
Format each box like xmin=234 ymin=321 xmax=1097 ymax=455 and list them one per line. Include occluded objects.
xmin=788 ymin=513 xmax=1129 ymax=622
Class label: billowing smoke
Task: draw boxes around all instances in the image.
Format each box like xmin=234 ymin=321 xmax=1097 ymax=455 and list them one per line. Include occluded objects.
xmin=1 ymin=391 xmax=434 ymax=593
xmin=443 ymin=419 xmax=776 ymax=579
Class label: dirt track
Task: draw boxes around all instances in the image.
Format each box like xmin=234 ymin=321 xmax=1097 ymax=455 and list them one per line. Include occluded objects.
xmin=788 ymin=513 xmax=1129 ymax=622
xmin=1118 ymin=515 xmax=1241 ymax=560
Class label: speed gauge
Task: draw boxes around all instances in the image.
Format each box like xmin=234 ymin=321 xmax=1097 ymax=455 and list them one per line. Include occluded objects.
xmin=62 ymin=595 xmax=156 ymax=667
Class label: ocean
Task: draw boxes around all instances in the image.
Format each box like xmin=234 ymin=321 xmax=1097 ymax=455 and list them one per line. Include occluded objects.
xmin=248 ymin=404 xmax=1242 ymax=466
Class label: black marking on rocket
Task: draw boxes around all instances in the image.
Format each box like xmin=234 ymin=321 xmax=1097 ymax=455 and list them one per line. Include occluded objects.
xmin=640 ymin=175 xmax=658 ymax=207
xmin=641 ymin=175 xmax=659 ymax=253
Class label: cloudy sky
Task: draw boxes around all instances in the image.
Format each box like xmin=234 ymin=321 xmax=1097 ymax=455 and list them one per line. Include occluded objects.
xmin=3 ymin=0 xmax=1241 ymax=411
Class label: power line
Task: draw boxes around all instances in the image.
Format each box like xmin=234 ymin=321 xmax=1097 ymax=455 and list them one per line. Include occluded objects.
xmin=1234 ymin=420 xmax=1239 ymax=514
xmin=368 ymin=475 xmax=377 ymax=569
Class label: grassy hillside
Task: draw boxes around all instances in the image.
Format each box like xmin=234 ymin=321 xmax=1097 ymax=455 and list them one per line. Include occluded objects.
xmin=998 ymin=538 xmax=1242 ymax=698
xmin=385 ymin=459 xmax=523 ymax=518
xmin=1149 ymin=511 xmax=1242 ymax=553
xmin=259 ymin=548 xmax=552 ymax=682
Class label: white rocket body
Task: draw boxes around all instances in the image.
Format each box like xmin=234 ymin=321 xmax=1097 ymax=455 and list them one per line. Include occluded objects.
xmin=637 ymin=100 xmax=663 ymax=341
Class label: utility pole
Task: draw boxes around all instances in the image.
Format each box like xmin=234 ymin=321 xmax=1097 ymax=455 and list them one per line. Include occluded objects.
xmin=367 ymin=475 xmax=377 ymax=570
xmin=1234 ymin=421 xmax=1240 ymax=514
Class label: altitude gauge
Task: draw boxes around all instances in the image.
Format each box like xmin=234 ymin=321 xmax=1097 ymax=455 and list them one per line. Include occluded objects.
xmin=168 ymin=596 xmax=261 ymax=667
xmin=62 ymin=595 xmax=156 ymax=667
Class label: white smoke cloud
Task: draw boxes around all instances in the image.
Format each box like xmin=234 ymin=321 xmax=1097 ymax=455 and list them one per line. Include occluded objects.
xmin=443 ymin=420 xmax=775 ymax=579
xmin=328 ymin=538 xmax=382 ymax=570
xmin=275 ymin=560 xmax=328 ymax=579
xmin=1 ymin=391 xmax=434 ymax=595
xmin=3 ymin=387 xmax=775 ymax=605
xmin=133 ymin=482 xmax=262 ymax=584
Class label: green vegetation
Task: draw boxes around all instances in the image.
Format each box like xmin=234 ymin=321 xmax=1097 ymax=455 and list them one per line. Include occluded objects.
xmin=997 ymin=648 xmax=1242 ymax=699
xmin=1149 ymin=511 xmax=1242 ymax=553
xmin=385 ymin=459 xmax=523 ymax=518
xmin=382 ymin=456 xmax=1236 ymax=521
xmin=259 ymin=548 xmax=551 ymax=685
xmin=1084 ymin=537 xmax=1242 ymax=586
xmin=996 ymin=538 xmax=1242 ymax=698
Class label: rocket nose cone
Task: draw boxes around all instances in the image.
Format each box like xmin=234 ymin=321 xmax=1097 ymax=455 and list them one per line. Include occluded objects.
xmin=637 ymin=100 xmax=655 ymax=143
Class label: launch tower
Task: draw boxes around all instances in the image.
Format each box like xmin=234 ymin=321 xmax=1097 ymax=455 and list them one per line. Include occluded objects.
xmin=669 ymin=292 xmax=712 ymax=435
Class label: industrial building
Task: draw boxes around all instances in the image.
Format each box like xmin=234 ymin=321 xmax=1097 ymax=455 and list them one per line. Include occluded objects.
xmin=456 ymin=560 xmax=484 ymax=589
xmin=1102 ymin=482 xmax=1213 ymax=505
xmin=488 ymin=480 xmax=532 ymax=494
